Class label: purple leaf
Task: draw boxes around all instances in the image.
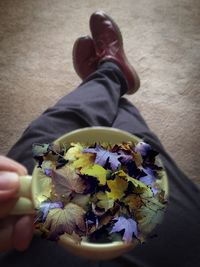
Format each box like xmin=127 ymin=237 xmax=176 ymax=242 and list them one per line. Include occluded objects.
xmin=139 ymin=167 xmax=156 ymax=185
xmin=151 ymin=187 xmax=159 ymax=195
xmin=110 ymin=216 xmax=138 ymax=242
xmin=39 ymin=201 xmax=64 ymax=221
xmin=135 ymin=142 xmax=152 ymax=157
xmin=139 ymin=168 xmax=158 ymax=196
xmin=44 ymin=168 xmax=52 ymax=177
xmin=83 ymin=145 xmax=121 ymax=171
xmin=135 ymin=142 xmax=159 ymax=167
xmin=118 ymin=152 xmax=133 ymax=164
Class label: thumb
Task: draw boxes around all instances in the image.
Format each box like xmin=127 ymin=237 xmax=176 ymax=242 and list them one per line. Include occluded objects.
xmin=0 ymin=171 xmax=19 ymax=201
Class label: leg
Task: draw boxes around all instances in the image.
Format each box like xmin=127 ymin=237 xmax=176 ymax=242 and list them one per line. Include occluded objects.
xmin=103 ymin=98 xmax=200 ymax=267
xmin=1 ymin=61 xmax=128 ymax=267
xmin=3 ymin=11 xmax=138 ymax=265
xmin=7 ymin=62 xmax=127 ymax=174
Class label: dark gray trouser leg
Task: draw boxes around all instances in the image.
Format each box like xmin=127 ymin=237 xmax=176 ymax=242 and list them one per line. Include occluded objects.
xmin=105 ymin=98 xmax=200 ymax=267
xmin=7 ymin=62 xmax=127 ymax=174
xmin=1 ymin=62 xmax=200 ymax=267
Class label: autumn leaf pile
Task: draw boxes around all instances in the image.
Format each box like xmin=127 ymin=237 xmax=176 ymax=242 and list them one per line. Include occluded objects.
xmin=33 ymin=140 xmax=167 ymax=244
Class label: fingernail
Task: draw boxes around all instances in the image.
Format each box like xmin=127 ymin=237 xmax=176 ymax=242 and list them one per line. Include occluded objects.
xmin=0 ymin=172 xmax=19 ymax=191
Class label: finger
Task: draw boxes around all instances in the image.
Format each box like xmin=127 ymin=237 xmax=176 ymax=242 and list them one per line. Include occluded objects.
xmin=0 ymin=217 xmax=15 ymax=252
xmin=0 ymin=198 xmax=18 ymax=218
xmin=0 ymin=156 xmax=27 ymax=176
xmin=13 ymin=215 xmax=34 ymax=251
xmin=0 ymin=172 xmax=19 ymax=202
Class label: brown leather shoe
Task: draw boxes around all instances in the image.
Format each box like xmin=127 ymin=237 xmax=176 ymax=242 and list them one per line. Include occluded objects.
xmin=90 ymin=11 xmax=140 ymax=94
xmin=72 ymin=36 xmax=98 ymax=80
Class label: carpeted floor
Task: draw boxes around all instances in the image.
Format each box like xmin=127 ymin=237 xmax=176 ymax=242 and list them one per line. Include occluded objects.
xmin=0 ymin=0 xmax=200 ymax=186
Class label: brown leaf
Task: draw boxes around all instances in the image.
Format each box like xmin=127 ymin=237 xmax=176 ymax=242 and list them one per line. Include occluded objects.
xmin=44 ymin=203 xmax=86 ymax=239
xmin=51 ymin=165 xmax=86 ymax=199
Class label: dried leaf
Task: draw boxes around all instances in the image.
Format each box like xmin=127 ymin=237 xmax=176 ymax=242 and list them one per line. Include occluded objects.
xmin=38 ymin=201 xmax=64 ymax=221
xmin=64 ymin=143 xmax=84 ymax=161
xmin=106 ymin=176 xmax=128 ymax=200
xmin=136 ymin=198 xmax=165 ymax=234
xmin=124 ymin=194 xmax=143 ymax=210
xmin=51 ymin=165 xmax=86 ymax=198
xmin=71 ymin=194 xmax=90 ymax=209
xmin=35 ymin=170 xmax=52 ymax=203
xmin=117 ymin=170 xmax=150 ymax=194
xmin=139 ymin=167 xmax=156 ymax=185
xmin=44 ymin=203 xmax=86 ymax=240
xmin=135 ymin=142 xmax=152 ymax=157
xmin=114 ymin=142 xmax=135 ymax=152
xmin=110 ymin=216 xmax=138 ymax=242
xmin=32 ymin=143 xmax=50 ymax=157
xmin=80 ymin=164 xmax=107 ymax=185
xmin=96 ymin=192 xmax=114 ymax=210
xmin=133 ymin=151 xmax=143 ymax=167
xmin=41 ymin=160 xmax=55 ymax=177
xmin=72 ymin=153 xmax=94 ymax=169
xmin=83 ymin=145 xmax=121 ymax=171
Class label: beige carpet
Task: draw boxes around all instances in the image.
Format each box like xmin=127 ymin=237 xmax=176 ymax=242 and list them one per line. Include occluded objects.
xmin=0 ymin=0 xmax=200 ymax=186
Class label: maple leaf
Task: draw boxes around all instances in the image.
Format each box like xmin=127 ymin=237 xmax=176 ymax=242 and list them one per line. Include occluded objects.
xmin=117 ymin=170 xmax=150 ymax=194
xmin=64 ymin=143 xmax=84 ymax=161
xmin=44 ymin=203 xmax=86 ymax=240
xmin=106 ymin=176 xmax=128 ymax=200
xmin=139 ymin=167 xmax=159 ymax=195
xmin=123 ymin=194 xmax=143 ymax=210
xmin=135 ymin=141 xmax=158 ymax=166
xmin=71 ymin=194 xmax=90 ymax=210
xmin=133 ymin=151 xmax=143 ymax=167
xmin=83 ymin=145 xmax=121 ymax=171
xmin=123 ymin=160 xmax=141 ymax=178
xmin=41 ymin=160 xmax=55 ymax=177
xmin=112 ymin=142 xmax=135 ymax=153
xmin=110 ymin=216 xmax=138 ymax=242
xmin=72 ymin=153 xmax=94 ymax=169
xmin=78 ymin=174 xmax=99 ymax=194
xmin=38 ymin=201 xmax=64 ymax=221
xmin=35 ymin=169 xmax=52 ymax=203
xmin=139 ymin=167 xmax=156 ymax=185
xmin=80 ymin=164 xmax=107 ymax=185
xmin=95 ymin=192 xmax=114 ymax=210
xmin=32 ymin=143 xmax=50 ymax=167
xmin=112 ymin=143 xmax=143 ymax=166
xmin=136 ymin=198 xmax=165 ymax=234
xmin=51 ymin=165 xmax=86 ymax=199
xmin=135 ymin=142 xmax=152 ymax=157
xmin=32 ymin=143 xmax=50 ymax=157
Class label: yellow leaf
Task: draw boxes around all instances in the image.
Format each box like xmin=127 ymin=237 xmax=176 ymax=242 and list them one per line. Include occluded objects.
xmin=96 ymin=192 xmax=114 ymax=210
xmin=133 ymin=151 xmax=143 ymax=167
xmin=107 ymin=176 xmax=128 ymax=200
xmin=64 ymin=143 xmax=84 ymax=161
xmin=36 ymin=169 xmax=52 ymax=203
xmin=81 ymin=164 xmax=107 ymax=185
xmin=72 ymin=153 xmax=94 ymax=169
xmin=117 ymin=170 xmax=149 ymax=194
xmin=116 ymin=170 xmax=127 ymax=179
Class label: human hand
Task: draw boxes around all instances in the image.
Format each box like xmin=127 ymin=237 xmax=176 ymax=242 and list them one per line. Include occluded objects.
xmin=0 ymin=156 xmax=34 ymax=252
